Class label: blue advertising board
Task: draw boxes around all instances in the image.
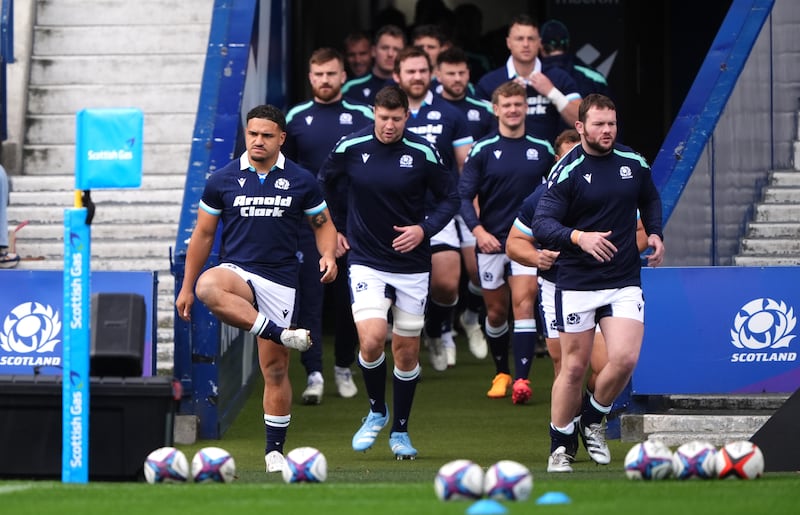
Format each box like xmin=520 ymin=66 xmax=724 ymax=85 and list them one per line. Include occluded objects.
xmin=0 ymin=270 xmax=157 ymax=376
xmin=634 ymin=267 xmax=800 ymax=394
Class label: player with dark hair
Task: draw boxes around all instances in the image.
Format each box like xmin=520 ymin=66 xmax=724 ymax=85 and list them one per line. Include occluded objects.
xmin=507 ymin=126 xmax=649 ymax=460
xmin=283 ymin=47 xmax=374 ymax=404
xmin=435 ymin=45 xmax=495 ymax=361
xmin=343 ymin=25 xmax=406 ymax=105
xmin=176 ymin=104 xmax=338 ymax=474
xmin=411 ymin=24 xmax=448 ymax=92
xmin=530 ymin=94 xmax=664 ymax=473
xmin=475 ymin=14 xmax=581 ymax=144
xmin=393 ymin=45 xmax=474 ymax=370
xmin=459 ymin=81 xmax=553 ymax=402
xmin=436 ymin=47 xmax=493 ymax=140
xmin=319 ymin=85 xmax=459 ymax=460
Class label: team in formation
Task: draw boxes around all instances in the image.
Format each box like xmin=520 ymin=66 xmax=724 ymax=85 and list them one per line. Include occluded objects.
xmin=177 ymin=14 xmax=664 ymax=473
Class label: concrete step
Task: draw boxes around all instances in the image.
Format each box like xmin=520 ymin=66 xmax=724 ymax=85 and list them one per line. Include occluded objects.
xmin=620 ymin=413 xmax=770 ymax=446
xmin=11 ymin=188 xmax=189 ymax=206
xmin=25 ymin=113 xmax=196 ymax=145
xmin=644 ymin=432 xmax=756 ymax=448
xmin=158 ymin=310 xmax=175 ymax=330
xmin=30 ymin=55 xmax=204 ymax=86
xmin=733 ymin=255 xmax=800 ymax=266
xmin=33 ymin=25 xmax=209 ymax=56
xmin=13 ymin=256 xmax=173 ymax=272
xmin=745 ymin=221 xmax=800 ymax=238
xmin=22 ymin=143 xmax=190 ymax=175
xmin=7 ymin=203 xmax=181 ymax=224
xmin=663 ymin=393 xmax=788 ymax=411
xmin=762 ymin=187 xmax=800 ymax=203
xmin=27 ymin=84 xmax=201 ymax=115
xmin=740 ymin=237 xmax=800 ymax=254
xmin=158 ymin=327 xmax=173 ymax=343
xmin=754 ymin=203 xmax=800 ymax=222
xmin=36 ymin=0 xmax=213 ymax=26
xmin=11 ymin=222 xmax=178 ymax=241
xmin=157 ymin=345 xmax=175 ymax=374
xmin=16 ymin=240 xmax=175 ymax=260
xmin=770 ymin=170 xmax=800 ymax=187
xmin=8 ymin=174 xmax=187 ymax=191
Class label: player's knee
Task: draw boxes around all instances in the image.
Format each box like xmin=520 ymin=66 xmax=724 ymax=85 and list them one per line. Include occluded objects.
xmin=391 ymin=307 xmax=425 ymax=337
xmin=562 ymin=359 xmax=589 ymax=384
xmin=613 ymin=350 xmax=639 ymax=375
xmin=260 ymin=357 xmax=289 ymax=385
xmin=352 ymin=297 xmax=392 ymax=323
xmin=194 ymin=273 xmax=215 ymax=304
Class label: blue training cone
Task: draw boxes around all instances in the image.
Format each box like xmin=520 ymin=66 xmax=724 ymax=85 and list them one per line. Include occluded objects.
xmin=466 ymin=499 xmax=508 ymax=515
xmin=535 ymin=491 xmax=572 ymax=505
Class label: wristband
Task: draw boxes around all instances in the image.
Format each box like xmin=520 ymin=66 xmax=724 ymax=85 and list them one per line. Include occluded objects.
xmin=546 ymin=88 xmax=569 ymax=112
xmin=571 ymin=230 xmax=584 ymax=245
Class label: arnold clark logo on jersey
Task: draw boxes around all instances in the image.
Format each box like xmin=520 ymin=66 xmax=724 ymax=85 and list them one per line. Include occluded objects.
xmin=234 ymin=178 xmax=294 ymax=217
xmin=729 ymin=297 xmax=797 ymax=363
xmin=0 ymin=302 xmax=62 ymax=368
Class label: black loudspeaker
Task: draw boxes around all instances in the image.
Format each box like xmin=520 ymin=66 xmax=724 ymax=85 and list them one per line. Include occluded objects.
xmin=750 ymin=388 xmax=800 ymax=472
xmin=90 ymin=293 xmax=145 ymax=377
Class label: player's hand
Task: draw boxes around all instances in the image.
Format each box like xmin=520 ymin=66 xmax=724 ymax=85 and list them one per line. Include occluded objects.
xmin=529 ymin=72 xmax=555 ymax=96
xmin=392 ymin=225 xmax=424 ymax=253
xmin=537 ymin=249 xmax=560 ymax=271
xmin=175 ymin=289 xmax=194 ymax=321
xmin=645 ymin=234 xmax=665 ymax=267
xmin=474 ymin=226 xmax=501 ymax=254
xmin=336 ymin=232 xmax=350 ymax=258
xmin=578 ymin=230 xmax=616 ymax=262
xmin=319 ymin=255 xmax=338 ymax=283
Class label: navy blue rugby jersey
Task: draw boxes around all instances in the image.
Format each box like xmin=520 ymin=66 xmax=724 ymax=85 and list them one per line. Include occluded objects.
xmin=475 ymin=57 xmax=580 ymax=144
xmin=318 ymin=125 xmax=459 ymax=274
xmin=512 ymin=183 xmax=556 ymax=283
xmin=199 ymin=152 xmax=327 ymax=287
xmin=342 ymin=73 xmax=393 ymax=105
xmin=404 ymin=90 xmax=474 ymax=172
xmin=284 ymin=98 xmax=374 ymax=174
xmin=458 ymin=132 xmax=554 ymax=248
xmin=438 ymin=94 xmax=496 ymax=141
xmin=531 ymin=143 xmax=662 ymax=291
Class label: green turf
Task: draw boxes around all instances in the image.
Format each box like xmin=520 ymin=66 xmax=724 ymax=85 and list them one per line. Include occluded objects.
xmin=2 ymin=337 xmax=799 ymax=514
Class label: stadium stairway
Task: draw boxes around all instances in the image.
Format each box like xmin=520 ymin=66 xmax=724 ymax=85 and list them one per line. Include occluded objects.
xmin=734 ymin=170 xmax=800 ymax=266
xmin=620 ymin=393 xmax=789 ymax=447
xmin=6 ymin=0 xmax=214 ymax=374
xmin=734 ymin=109 xmax=800 ymax=265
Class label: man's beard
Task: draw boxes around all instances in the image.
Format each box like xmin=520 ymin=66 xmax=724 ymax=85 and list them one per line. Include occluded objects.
xmin=314 ymin=86 xmax=339 ymax=102
xmin=584 ymin=136 xmax=614 ymax=155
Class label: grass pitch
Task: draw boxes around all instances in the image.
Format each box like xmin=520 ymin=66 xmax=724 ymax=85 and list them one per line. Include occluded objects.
xmin=2 ymin=336 xmax=799 ymax=514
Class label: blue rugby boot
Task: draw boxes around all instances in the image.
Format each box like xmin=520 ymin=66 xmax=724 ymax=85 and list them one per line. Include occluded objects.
xmin=352 ymin=404 xmax=389 ymax=451
xmin=389 ymin=432 xmax=418 ymax=460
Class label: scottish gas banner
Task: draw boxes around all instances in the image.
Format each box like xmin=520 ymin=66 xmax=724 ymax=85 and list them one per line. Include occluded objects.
xmin=75 ymin=108 xmax=143 ymax=190
xmin=634 ymin=267 xmax=799 ymax=394
xmin=0 ymin=270 xmax=156 ymax=376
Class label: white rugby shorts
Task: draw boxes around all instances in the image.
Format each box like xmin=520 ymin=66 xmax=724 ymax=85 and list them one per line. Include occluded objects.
xmin=477 ymin=252 xmax=537 ymax=290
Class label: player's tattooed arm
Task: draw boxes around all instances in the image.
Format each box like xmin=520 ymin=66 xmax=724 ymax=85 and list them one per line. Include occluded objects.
xmin=310 ymin=211 xmax=329 ymax=228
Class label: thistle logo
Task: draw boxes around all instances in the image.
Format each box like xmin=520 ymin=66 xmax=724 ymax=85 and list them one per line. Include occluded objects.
xmin=0 ymin=302 xmax=62 ymax=367
xmin=730 ymin=298 xmax=797 ymax=363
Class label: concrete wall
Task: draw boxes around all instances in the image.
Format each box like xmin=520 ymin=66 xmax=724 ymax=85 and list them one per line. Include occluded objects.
xmin=664 ymin=0 xmax=800 ymax=266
